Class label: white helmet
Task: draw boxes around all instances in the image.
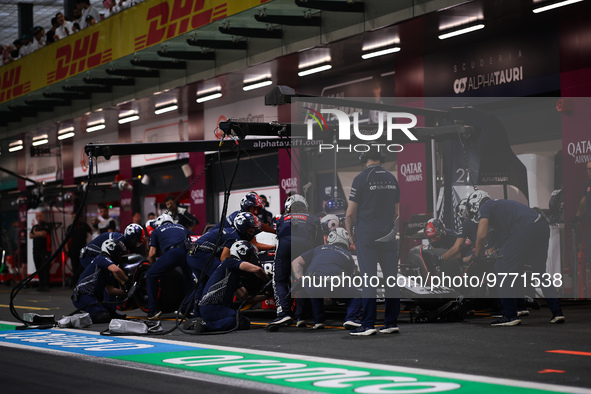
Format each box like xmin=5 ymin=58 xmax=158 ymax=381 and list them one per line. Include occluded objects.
xmin=154 ymin=213 xmax=174 ymax=228
xmin=467 ymin=190 xmax=490 ymax=223
xmin=101 ymin=238 xmax=124 ymax=259
xmin=455 ymin=198 xmax=469 ymax=221
xmin=320 ymin=214 xmax=340 ymax=235
xmin=284 ymin=194 xmax=308 ymax=213
xmin=326 ymin=227 xmax=351 ymax=250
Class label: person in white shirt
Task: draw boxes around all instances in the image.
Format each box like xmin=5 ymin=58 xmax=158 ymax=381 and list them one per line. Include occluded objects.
xmin=18 ymin=34 xmax=34 ymax=57
xmin=30 ymin=26 xmax=46 ymax=53
xmin=76 ymin=0 xmax=101 ymax=29
xmin=55 ymin=12 xmax=75 ymax=39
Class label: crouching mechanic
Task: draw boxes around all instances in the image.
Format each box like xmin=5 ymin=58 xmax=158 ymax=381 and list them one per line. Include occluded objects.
xmin=469 ymin=190 xmax=565 ymax=326
xmin=187 ymin=212 xmax=262 ymax=315
xmin=191 ymin=240 xmax=269 ymax=333
xmin=146 ymin=213 xmax=193 ymax=319
xmin=267 ymin=194 xmax=323 ymax=331
xmin=209 ymin=192 xmax=275 ymax=251
xmin=79 ymin=223 xmax=145 ymax=269
xmin=290 ymin=228 xmax=362 ymax=330
xmin=72 ymin=239 xmax=129 ymax=323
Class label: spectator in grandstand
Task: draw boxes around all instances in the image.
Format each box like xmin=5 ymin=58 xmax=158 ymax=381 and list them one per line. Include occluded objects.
xmin=46 ymin=18 xmax=59 ymax=44
xmin=55 ymin=12 xmax=75 ymax=39
xmin=76 ymin=0 xmax=101 ymax=29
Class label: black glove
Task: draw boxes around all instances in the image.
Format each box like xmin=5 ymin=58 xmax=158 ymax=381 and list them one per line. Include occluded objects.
xmin=570 ymin=216 xmax=580 ymax=227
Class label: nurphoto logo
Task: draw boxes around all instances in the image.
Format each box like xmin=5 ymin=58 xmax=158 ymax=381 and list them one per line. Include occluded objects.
xmin=305 ymin=108 xmax=418 ymax=153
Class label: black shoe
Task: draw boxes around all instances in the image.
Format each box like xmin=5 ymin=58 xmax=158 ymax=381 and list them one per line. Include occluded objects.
xmin=491 ymin=316 xmax=521 ymax=327
xmin=350 ymin=326 xmax=378 ymax=336
xmin=193 ymin=317 xmax=207 ymax=333
xmin=266 ymin=316 xmax=293 ymax=332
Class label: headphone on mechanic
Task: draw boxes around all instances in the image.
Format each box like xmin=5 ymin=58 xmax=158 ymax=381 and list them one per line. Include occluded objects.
xmin=359 ymin=151 xmax=386 ymax=165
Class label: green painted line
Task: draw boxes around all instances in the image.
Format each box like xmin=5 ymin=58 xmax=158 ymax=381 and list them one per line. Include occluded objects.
xmin=113 ymin=348 xmax=565 ymax=394
xmin=0 ymin=323 xmax=17 ymax=331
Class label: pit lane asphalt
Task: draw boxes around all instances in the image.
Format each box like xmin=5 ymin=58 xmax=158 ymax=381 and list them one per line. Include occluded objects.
xmin=1 ymin=286 xmax=590 ymax=392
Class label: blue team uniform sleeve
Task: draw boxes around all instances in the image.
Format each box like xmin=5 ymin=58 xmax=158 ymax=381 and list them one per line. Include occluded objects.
xmin=349 ymin=174 xmax=363 ymax=202
xmin=479 ymin=200 xmax=492 ymax=221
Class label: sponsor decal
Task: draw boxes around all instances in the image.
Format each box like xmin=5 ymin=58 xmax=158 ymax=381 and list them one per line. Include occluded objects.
xmin=567 ymin=140 xmax=591 ymax=164
xmin=0 ymin=65 xmax=31 ymax=102
xmin=47 ymin=31 xmax=112 ymax=83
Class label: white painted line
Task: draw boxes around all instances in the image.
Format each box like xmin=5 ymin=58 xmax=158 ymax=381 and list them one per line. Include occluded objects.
xmin=1 ymin=320 xmax=590 ymax=394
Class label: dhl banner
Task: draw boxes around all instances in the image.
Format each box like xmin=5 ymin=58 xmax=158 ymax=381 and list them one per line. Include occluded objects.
xmin=0 ymin=0 xmax=270 ymax=104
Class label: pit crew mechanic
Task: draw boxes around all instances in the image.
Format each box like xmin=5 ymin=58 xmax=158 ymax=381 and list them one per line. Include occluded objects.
xmin=186 ymin=212 xmax=262 ymax=316
xmin=78 ymin=223 xmax=145 ymax=269
xmin=267 ymin=194 xmax=323 ymax=331
xmin=193 ymin=240 xmax=269 ymax=333
xmin=291 ymin=227 xmax=362 ymax=330
xmin=345 ymin=151 xmax=401 ymax=336
xmin=469 ymin=190 xmax=565 ymax=326
xmin=209 ymin=192 xmax=276 ymax=251
xmin=146 ymin=214 xmax=193 ymax=320
xmin=71 ymin=239 xmax=129 ymax=324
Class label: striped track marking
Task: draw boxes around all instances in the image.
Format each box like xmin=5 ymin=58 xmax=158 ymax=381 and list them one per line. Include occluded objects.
xmin=0 ymin=321 xmax=590 ymax=394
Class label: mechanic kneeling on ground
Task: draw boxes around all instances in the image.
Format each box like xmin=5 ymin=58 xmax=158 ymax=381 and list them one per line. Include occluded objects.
xmin=188 ymin=240 xmax=269 ymax=333
xmin=186 ymin=212 xmax=262 ymax=317
xmin=71 ymin=239 xmax=129 ymax=324
xmin=291 ymin=227 xmax=362 ymax=330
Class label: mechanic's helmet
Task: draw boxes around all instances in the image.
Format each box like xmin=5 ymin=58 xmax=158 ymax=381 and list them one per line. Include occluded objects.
xmin=326 ymin=227 xmax=351 ymax=250
xmin=284 ymin=194 xmax=308 ymax=214
xmin=424 ymin=218 xmax=446 ymax=242
xmin=145 ymin=220 xmax=156 ymax=237
xmin=233 ymin=212 xmax=261 ymax=241
xmin=455 ymin=198 xmax=469 ymax=221
xmin=229 ymin=240 xmax=259 ymax=264
xmin=240 ymin=192 xmax=264 ymax=213
xmin=325 ymin=197 xmax=346 ymax=215
xmin=320 ymin=214 xmax=340 ymax=235
xmin=101 ymin=238 xmax=124 ymax=260
xmin=467 ymin=190 xmax=491 ymax=223
xmin=124 ymin=223 xmax=145 ymax=248
xmin=154 ymin=213 xmax=174 ymax=228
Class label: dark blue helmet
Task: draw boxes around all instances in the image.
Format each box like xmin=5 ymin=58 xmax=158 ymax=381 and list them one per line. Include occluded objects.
xmin=240 ymin=193 xmax=264 ymax=212
xmin=124 ymin=223 xmax=145 ymax=248
xmin=233 ymin=212 xmax=261 ymax=240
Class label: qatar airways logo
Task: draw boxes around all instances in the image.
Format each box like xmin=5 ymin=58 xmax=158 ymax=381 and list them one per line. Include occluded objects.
xmin=305 ymin=108 xmax=418 ymax=153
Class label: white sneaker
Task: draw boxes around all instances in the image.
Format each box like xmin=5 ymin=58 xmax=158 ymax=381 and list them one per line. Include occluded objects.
xmin=296 ymin=320 xmax=307 ymax=328
xmin=517 ymin=310 xmax=529 ymax=317
xmin=343 ymin=320 xmax=361 ymax=330
xmin=312 ymin=323 xmax=325 ymax=330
